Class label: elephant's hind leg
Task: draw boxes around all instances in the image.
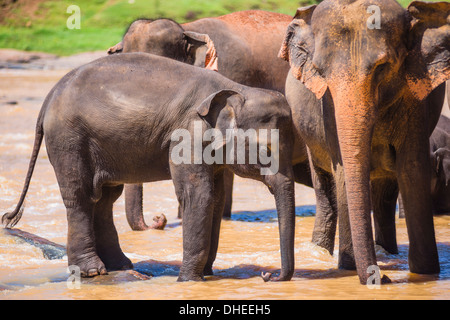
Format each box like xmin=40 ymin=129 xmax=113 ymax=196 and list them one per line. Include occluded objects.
xmin=52 ymin=152 xmax=107 ymax=277
xmin=94 ymin=185 xmax=133 ymax=271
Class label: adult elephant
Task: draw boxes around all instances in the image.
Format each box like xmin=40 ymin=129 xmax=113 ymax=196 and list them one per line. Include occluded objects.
xmin=280 ymin=0 xmax=449 ymax=284
xmin=107 ymin=11 xmax=313 ymax=230
xmin=3 ymin=53 xmax=296 ymax=281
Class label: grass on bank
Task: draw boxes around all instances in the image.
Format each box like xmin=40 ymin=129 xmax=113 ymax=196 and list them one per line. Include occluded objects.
xmin=0 ymin=0 xmax=441 ymax=56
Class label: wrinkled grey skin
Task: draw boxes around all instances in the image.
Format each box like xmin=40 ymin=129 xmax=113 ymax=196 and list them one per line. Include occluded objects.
xmin=399 ymin=115 xmax=450 ymax=216
xmin=108 ymin=11 xmax=312 ymax=228
xmin=2 ymin=53 xmax=296 ymax=281
xmin=281 ymin=0 xmax=449 ymax=284
xmin=108 ymin=11 xmax=291 ymax=92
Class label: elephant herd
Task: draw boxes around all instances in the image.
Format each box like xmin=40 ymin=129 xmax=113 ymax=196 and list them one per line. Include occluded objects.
xmin=2 ymin=0 xmax=450 ymax=285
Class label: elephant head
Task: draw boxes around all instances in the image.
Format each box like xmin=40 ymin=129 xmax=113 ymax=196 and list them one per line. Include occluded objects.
xmin=434 ymin=148 xmax=450 ymax=187
xmin=196 ymin=89 xmax=296 ymax=281
xmin=280 ymin=0 xmax=449 ymax=283
xmin=107 ymin=19 xmax=218 ymax=71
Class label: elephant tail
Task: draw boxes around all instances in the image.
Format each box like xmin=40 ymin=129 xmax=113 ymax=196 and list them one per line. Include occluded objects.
xmin=2 ymin=102 xmax=46 ymax=229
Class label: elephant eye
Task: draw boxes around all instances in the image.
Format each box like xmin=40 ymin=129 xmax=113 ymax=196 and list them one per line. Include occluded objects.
xmin=312 ymin=60 xmax=325 ymax=76
xmin=261 ymin=116 xmax=272 ymax=123
xmin=373 ymin=62 xmax=390 ymax=82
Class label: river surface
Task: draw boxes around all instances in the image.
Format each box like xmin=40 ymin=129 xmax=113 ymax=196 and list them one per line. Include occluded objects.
xmin=0 ymin=67 xmax=449 ymax=300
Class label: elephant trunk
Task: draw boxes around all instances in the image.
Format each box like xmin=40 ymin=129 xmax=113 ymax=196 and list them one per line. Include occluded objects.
xmin=262 ymin=170 xmax=295 ymax=282
xmin=331 ymin=79 xmax=385 ymax=284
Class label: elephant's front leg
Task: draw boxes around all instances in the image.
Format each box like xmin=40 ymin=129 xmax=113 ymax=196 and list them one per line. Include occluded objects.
xmin=309 ymin=159 xmax=338 ymax=255
xmin=396 ymin=131 xmax=440 ymax=274
xmin=171 ymin=163 xmax=215 ymax=281
xmin=204 ymin=170 xmax=226 ymax=275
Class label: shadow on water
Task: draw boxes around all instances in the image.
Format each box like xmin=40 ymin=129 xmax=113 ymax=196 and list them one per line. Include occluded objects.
xmin=132 ymin=259 xmax=356 ymax=281
xmin=133 ymin=241 xmax=450 ymax=283
xmin=228 ymin=205 xmax=316 ymax=223
xmin=164 ymin=205 xmax=316 ymax=228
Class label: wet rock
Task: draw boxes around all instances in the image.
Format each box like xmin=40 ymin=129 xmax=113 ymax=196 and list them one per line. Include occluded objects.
xmin=81 ymin=270 xmax=152 ymax=285
xmin=3 ymin=228 xmax=66 ymax=259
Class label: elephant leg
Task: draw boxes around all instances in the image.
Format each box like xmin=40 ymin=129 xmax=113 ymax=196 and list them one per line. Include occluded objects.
xmin=171 ymin=163 xmax=214 ymax=281
xmin=396 ymin=135 xmax=440 ymax=274
xmin=310 ymin=162 xmax=338 ymax=255
xmin=94 ymin=185 xmax=133 ymax=271
xmin=293 ymin=161 xmax=313 ymax=188
xmin=334 ymin=163 xmax=356 ymax=270
xmin=53 ymin=153 xmax=106 ymax=277
xmin=371 ymin=178 xmax=398 ymax=254
xmin=204 ymin=170 xmax=226 ymax=275
xmin=125 ymin=183 xmax=148 ymax=230
xmin=222 ymin=169 xmax=234 ymax=219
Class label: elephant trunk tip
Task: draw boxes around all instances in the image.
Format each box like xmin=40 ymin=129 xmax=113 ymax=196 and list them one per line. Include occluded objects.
xmin=150 ymin=213 xmax=167 ymax=230
xmin=107 ymin=41 xmax=123 ymax=55
xmin=261 ymin=272 xmax=273 ymax=282
xmin=261 ymin=271 xmax=293 ymax=282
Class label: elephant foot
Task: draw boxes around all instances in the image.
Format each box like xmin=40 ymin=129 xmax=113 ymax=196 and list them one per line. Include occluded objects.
xmin=364 ymin=273 xmax=392 ymax=286
xmin=375 ymin=242 xmax=398 ymax=255
xmin=381 ymin=274 xmax=391 ymax=284
xmin=177 ymin=273 xmax=205 ymax=282
xmin=261 ymin=271 xmax=293 ymax=282
xmin=104 ymin=255 xmax=134 ymax=272
xmin=338 ymin=251 xmax=356 ymax=270
xmin=203 ymin=266 xmax=214 ymax=276
xmin=312 ymin=238 xmax=334 ymax=256
xmin=70 ymin=254 xmax=108 ymax=278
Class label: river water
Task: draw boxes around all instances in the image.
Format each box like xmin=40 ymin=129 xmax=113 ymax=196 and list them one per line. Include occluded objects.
xmin=0 ymin=68 xmax=449 ymax=300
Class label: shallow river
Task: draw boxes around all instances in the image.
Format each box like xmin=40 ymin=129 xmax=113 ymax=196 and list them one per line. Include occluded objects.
xmin=0 ymin=69 xmax=449 ymax=300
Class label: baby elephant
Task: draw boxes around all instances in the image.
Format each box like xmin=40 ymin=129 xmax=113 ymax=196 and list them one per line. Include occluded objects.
xmin=2 ymin=53 xmax=296 ymax=282
xmin=428 ymin=115 xmax=450 ymax=215
xmin=399 ymin=115 xmax=450 ymax=217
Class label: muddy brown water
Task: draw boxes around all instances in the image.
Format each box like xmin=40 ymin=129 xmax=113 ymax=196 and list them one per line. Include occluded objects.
xmin=0 ymin=67 xmax=449 ymax=300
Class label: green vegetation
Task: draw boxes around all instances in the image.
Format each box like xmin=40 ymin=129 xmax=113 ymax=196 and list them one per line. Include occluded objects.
xmin=0 ymin=0 xmax=444 ymax=56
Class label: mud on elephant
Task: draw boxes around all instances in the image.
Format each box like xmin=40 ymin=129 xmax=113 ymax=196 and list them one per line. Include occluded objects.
xmin=107 ymin=10 xmax=312 ymax=229
xmin=2 ymin=53 xmax=296 ymax=281
xmin=280 ymin=0 xmax=449 ymax=284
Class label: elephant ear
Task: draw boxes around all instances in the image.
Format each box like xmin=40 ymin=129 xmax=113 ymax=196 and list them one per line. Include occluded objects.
xmin=278 ymin=5 xmax=327 ymax=99
xmin=406 ymin=1 xmax=450 ymax=100
xmin=183 ymin=31 xmax=219 ymax=72
xmin=435 ymin=148 xmax=450 ymax=186
xmin=197 ymin=90 xmax=244 ymax=150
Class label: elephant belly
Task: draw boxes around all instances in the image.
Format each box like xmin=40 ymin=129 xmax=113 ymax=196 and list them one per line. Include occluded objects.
xmin=95 ymin=147 xmax=172 ymax=185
